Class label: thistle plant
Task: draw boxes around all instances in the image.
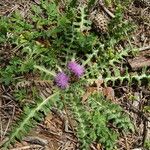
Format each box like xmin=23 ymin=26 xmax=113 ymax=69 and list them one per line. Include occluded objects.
xmin=0 ymin=0 xmax=149 ymax=150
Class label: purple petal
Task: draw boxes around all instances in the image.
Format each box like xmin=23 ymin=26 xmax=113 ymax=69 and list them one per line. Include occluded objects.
xmin=68 ymin=61 xmax=84 ymax=77
xmin=55 ymin=72 xmax=69 ymax=89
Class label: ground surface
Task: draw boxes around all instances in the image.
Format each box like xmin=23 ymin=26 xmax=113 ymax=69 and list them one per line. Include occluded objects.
xmin=0 ymin=0 xmax=150 ymax=150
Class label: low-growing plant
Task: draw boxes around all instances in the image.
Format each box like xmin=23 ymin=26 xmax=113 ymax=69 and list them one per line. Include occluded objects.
xmin=0 ymin=0 xmax=149 ymax=149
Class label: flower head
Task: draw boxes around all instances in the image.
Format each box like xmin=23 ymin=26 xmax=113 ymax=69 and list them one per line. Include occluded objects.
xmin=54 ymin=72 xmax=69 ymax=89
xmin=68 ymin=61 xmax=84 ymax=77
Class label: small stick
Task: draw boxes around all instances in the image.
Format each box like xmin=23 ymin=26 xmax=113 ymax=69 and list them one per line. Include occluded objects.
xmin=61 ymin=98 xmax=76 ymax=135
xmin=23 ymin=136 xmax=48 ymax=146
xmin=139 ymin=46 xmax=150 ymax=51
xmin=122 ymin=131 xmax=130 ymax=150
xmin=2 ymin=119 xmax=11 ymax=138
xmin=98 ymin=1 xmax=115 ymax=18
xmin=0 ymin=117 xmax=3 ymax=140
xmin=0 ymin=137 xmax=9 ymax=148
xmin=10 ymin=145 xmax=43 ymax=150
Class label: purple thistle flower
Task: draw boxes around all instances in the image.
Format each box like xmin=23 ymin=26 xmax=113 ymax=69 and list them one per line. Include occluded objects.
xmin=68 ymin=61 xmax=84 ymax=77
xmin=55 ymin=72 xmax=69 ymax=89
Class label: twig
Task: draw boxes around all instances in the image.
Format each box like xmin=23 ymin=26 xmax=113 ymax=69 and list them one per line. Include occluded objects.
xmin=7 ymin=4 xmax=19 ymax=17
xmin=139 ymin=46 xmax=150 ymax=51
xmin=2 ymin=118 xmax=11 ymax=138
xmin=90 ymin=144 xmax=97 ymax=150
xmin=142 ymin=115 xmax=150 ymax=147
xmin=61 ymin=98 xmax=76 ymax=135
xmin=64 ymin=104 xmax=75 ymax=134
xmin=23 ymin=136 xmax=48 ymax=146
xmin=98 ymin=1 xmax=115 ymax=18
xmin=124 ymin=31 xmax=133 ymax=50
xmin=0 ymin=137 xmax=9 ymax=148
xmin=0 ymin=117 xmax=3 ymax=140
xmin=122 ymin=131 xmax=130 ymax=150
xmin=10 ymin=145 xmax=43 ymax=150
xmin=121 ymin=102 xmax=150 ymax=122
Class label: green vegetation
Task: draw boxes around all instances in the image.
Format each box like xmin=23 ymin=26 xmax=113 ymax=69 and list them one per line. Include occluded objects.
xmin=0 ymin=0 xmax=149 ymax=149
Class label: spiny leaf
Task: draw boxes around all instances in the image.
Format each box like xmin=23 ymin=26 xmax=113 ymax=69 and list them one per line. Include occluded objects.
xmin=2 ymin=92 xmax=59 ymax=149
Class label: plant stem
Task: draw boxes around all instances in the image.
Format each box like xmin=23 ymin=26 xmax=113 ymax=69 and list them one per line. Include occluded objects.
xmin=34 ymin=65 xmax=56 ymax=76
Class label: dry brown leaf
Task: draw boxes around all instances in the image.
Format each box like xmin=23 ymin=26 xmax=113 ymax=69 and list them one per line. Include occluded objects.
xmin=96 ymin=143 xmax=103 ymax=150
xmin=82 ymin=77 xmax=104 ymax=102
xmin=102 ymin=87 xmax=115 ymax=101
xmin=82 ymin=87 xmax=97 ymax=102
xmin=44 ymin=112 xmax=53 ymax=129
